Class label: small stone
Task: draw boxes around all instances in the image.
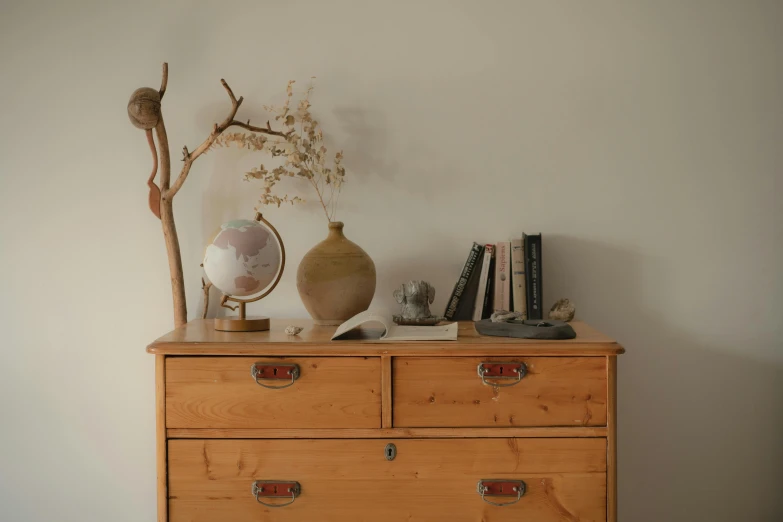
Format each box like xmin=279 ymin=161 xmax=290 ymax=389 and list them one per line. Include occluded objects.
xmin=284 ymin=325 xmax=303 ymax=336
xmin=490 ymin=310 xmax=523 ymax=323
xmin=548 ymin=298 xmax=575 ymax=322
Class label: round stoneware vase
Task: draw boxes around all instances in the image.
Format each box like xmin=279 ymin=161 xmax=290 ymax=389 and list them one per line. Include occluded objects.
xmin=296 ymin=221 xmax=376 ymax=325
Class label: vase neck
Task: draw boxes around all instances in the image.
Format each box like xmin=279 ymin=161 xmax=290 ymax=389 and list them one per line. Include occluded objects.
xmin=327 ymin=221 xmax=345 ymax=240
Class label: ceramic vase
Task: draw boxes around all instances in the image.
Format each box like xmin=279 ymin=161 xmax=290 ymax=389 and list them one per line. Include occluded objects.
xmin=296 ymin=221 xmax=376 ymax=325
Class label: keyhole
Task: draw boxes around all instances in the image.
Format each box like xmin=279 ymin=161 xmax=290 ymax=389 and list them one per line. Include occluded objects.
xmin=384 ymin=443 xmax=396 ymax=461
xmin=273 ymin=368 xmax=278 ymax=376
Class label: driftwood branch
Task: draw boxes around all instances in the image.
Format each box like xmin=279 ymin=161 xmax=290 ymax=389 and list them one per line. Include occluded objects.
xmin=166 ymin=79 xmax=289 ymax=199
xmin=145 ymin=129 xmax=161 ymax=219
xmin=159 ymin=63 xmax=168 ymax=100
xmin=220 ymin=294 xmax=238 ymax=312
xmin=201 ymin=277 xmax=213 ymax=319
xmin=129 ymin=63 xmax=290 ymax=328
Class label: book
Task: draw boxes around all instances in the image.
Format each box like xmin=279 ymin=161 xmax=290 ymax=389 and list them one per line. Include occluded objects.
xmin=510 ymin=238 xmax=527 ymax=319
xmin=493 ymin=241 xmax=511 ymax=311
xmin=451 ymin=246 xmax=486 ymax=321
xmin=444 ymin=242 xmax=484 ymax=320
xmin=482 ymin=247 xmax=496 ymax=318
xmin=524 ymin=233 xmax=543 ymax=320
xmin=472 ymin=244 xmax=494 ymax=321
xmin=331 ymin=310 xmax=458 ymax=341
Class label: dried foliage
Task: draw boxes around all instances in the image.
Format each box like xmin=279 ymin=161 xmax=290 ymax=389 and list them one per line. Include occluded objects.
xmin=213 ymin=80 xmax=345 ymax=222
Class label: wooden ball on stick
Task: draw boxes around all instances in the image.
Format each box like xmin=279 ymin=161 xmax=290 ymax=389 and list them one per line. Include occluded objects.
xmin=127 ymin=87 xmax=161 ymax=130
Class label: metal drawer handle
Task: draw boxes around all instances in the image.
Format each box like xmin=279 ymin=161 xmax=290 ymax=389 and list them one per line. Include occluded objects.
xmin=251 ymin=363 xmax=300 ymax=389
xmin=477 ymin=479 xmax=526 ymax=507
xmin=477 ymin=362 xmax=527 ymax=387
xmin=252 ymin=480 xmax=301 ymax=508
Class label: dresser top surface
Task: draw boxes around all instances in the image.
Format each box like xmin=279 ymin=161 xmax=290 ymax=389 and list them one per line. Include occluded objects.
xmin=148 ymin=319 xmax=624 ymax=356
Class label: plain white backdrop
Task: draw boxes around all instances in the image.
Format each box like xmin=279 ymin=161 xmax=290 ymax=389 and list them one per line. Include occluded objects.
xmin=1 ymin=1 xmax=781 ymax=520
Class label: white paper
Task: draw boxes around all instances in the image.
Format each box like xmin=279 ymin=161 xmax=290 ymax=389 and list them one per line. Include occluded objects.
xmin=331 ymin=310 xmax=458 ymax=341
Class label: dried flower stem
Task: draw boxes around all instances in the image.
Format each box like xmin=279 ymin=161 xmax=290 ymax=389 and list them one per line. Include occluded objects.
xmin=213 ymin=80 xmax=346 ymax=223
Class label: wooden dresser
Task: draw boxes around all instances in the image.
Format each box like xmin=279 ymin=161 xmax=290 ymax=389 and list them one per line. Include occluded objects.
xmin=148 ymin=319 xmax=624 ymax=522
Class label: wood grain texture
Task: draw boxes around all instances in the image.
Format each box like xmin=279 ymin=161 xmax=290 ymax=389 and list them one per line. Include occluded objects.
xmin=607 ymin=356 xmax=618 ymax=522
xmin=381 ymin=356 xmax=393 ymax=428
xmin=155 ymin=355 xmax=167 ymax=522
xmin=165 ymin=357 xmax=381 ymax=429
xmin=168 ymin=438 xmax=606 ymax=522
xmin=147 ymin=319 xmax=624 ymax=356
xmin=167 ymin=426 xmax=609 ymax=439
xmin=394 ymin=357 xmax=607 ymax=428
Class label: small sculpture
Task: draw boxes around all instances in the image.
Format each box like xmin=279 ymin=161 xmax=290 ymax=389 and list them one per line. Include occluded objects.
xmin=285 ymin=325 xmax=303 ymax=336
xmin=548 ymin=298 xmax=575 ymax=322
xmin=393 ymin=280 xmax=445 ymax=325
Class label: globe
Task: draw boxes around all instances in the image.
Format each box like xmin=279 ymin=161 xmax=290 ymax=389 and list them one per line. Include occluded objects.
xmin=203 ymin=219 xmax=282 ymax=297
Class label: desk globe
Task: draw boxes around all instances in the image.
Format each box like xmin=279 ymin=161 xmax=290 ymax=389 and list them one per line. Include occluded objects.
xmin=203 ymin=213 xmax=285 ymax=331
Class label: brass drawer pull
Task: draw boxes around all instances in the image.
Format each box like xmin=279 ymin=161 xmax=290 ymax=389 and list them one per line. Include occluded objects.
xmin=477 ymin=362 xmax=527 ymax=387
xmin=252 ymin=480 xmax=301 ymax=508
xmin=476 ymin=479 xmax=526 ymax=507
xmin=251 ymin=363 xmax=300 ymax=389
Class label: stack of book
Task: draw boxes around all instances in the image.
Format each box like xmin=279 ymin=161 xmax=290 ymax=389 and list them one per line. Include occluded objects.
xmin=443 ymin=234 xmax=543 ymax=322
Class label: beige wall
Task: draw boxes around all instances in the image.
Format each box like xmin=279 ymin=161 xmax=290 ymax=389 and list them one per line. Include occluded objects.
xmin=1 ymin=1 xmax=781 ymax=520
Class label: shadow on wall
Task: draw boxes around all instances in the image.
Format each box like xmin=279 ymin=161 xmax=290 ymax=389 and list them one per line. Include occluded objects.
xmin=332 ymin=105 xmax=398 ymax=189
xmin=546 ymin=236 xmax=783 ymax=521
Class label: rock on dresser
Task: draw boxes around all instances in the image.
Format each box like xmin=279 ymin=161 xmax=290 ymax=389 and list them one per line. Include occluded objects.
xmin=147 ymin=319 xmax=624 ymax=521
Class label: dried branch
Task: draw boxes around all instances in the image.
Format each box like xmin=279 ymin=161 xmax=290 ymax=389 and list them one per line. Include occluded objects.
xmin=166 ymin=78 xmax=289 ymax=199
xmin=220 ymin=294 xmax=238 ymax=312
xmin=159 ymin=63 xmax=168 ymax=100
xmin=230 ymin=120 xmax=289 ymax=137
xmin=145 ymin=129 xmax=161 ymax=219
xmin=201 ymin=277 xmax=213 ymax=319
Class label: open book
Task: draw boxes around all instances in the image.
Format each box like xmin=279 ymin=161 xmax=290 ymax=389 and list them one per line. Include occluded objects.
xmin=331 ymin=310 xmax=458 ymax=341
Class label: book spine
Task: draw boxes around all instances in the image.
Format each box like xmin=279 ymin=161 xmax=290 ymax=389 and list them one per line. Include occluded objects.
xmin=493 ymin=241 xmax=511 ymax=311
xmin=472 ymin=245 xmax=494 ymax=321
xmin=511 ymin=238 xmax=527 ymax=319
xmin=454 ymin=244 xmax=485 ymax=320
xmin=482 ymin=247 xmax=495 ymax=318
xmin=444 ymin=242 xmax=484 ymax=320
xmin=525 ymin=234 xmax=542 ymax=320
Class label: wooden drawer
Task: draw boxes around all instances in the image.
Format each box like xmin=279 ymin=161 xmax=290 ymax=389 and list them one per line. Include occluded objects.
xmin=165 ymin=357 xmax=381 ymax=429
xmin=393 ymin=357 xmax=607 ymax=427
xmin=168 ymin=438 xmax=607 ymax=522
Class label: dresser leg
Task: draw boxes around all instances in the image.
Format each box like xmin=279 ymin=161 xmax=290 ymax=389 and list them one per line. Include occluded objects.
xmin=156 ymin=355 xmax=168 ymax=522
xmin=607 ymin=355 xmax=617 ymax=522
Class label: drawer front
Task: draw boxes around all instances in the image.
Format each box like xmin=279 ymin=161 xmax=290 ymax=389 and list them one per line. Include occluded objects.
xmin=166 ymin=357 xmax=381 ymax=429
xmin=168 ymin=438 xmax=607 ymax=522
xmin=394 ymin=357 xmax=607 ymax=427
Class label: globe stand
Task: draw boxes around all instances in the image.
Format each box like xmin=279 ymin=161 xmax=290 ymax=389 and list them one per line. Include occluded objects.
xmin=213 ymin=213 xmax=286 ymax=333
xmin=214 ymin=301 xmax=271 ymax=332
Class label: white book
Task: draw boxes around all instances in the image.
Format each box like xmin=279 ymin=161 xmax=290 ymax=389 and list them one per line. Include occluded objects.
xmin=472 ymin=245 xmax=494 ymax=321
xmin=331 ymin=310 xmax=458 ymax=341
xmin=493 ymin=241 xmax=511 ymax=311
xmin=511 ymin=238 xmax=527 ymax=318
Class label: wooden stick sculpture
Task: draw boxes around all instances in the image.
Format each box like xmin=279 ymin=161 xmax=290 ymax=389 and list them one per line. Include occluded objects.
xmin=127 ymin=63 xmax=288 ymax=327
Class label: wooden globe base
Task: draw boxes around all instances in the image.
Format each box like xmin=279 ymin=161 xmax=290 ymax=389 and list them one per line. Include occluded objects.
xmin=214 ymin=316 xmax=270 ymax=332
